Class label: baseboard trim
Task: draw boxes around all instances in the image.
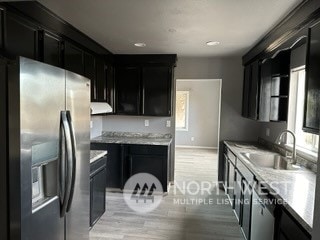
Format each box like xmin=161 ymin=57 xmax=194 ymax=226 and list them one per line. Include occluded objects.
xmin=176 ymin=145 xmax=217 ymax=150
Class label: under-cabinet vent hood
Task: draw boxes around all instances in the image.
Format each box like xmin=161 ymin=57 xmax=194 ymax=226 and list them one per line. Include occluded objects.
xmin=90 ymin=102 xmax=112 ymax=115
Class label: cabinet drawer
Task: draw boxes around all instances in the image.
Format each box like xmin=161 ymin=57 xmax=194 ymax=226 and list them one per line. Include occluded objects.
xmin=237 ymin=159 xmax=254 ymax=184
xmin=226 ymin=148 xmax=236 ymax=165
xmin=127 ymin=145 xmax=168 ymax=156
xmin=279 ymin=209 xmax=311 ymax=240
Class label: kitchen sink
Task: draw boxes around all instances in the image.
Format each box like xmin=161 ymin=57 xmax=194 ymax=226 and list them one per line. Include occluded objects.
xmin=241 ymin=153 xmax=300 ymax=170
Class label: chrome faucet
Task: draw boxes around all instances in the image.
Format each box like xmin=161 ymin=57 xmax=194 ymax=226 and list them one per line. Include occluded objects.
xmin=275 ymin=130 xmax=297 ymax=164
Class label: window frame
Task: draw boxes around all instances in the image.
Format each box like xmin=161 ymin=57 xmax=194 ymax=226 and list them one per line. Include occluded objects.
xmin=287 ymin=66 xmax=318 ymax=162
xmin=175 ymin=90 xmax=189 ymax=131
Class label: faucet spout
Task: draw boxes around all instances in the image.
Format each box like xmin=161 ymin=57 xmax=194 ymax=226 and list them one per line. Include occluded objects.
xmin=275 ymin=129 xmax=297 ymax=164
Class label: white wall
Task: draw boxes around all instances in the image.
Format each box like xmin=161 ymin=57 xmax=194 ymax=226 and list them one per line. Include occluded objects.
xmin=175 ymin=79 xmax=221 ymax=148
xmin=90 ymin=115 xmax=103 ymax=139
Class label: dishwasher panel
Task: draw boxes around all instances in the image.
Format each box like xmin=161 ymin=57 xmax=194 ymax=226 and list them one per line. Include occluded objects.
xmin=251 ymin=189 xmax=275 ymax=240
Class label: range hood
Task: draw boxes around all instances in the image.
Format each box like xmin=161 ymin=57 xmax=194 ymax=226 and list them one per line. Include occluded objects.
xmin=90 ymin=102 xmax=113 ymax=115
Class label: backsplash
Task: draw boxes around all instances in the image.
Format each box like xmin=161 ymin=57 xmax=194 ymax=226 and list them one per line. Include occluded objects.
xmin=90 ymin=115 xmax=103 ymax=139
xmin=258 ymin=137 xmax=317 ymax=173
xmin=102 ymin=131 xmax=172 ymax=139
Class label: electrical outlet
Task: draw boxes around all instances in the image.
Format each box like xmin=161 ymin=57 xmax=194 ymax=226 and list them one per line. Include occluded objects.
xmin=145 ymin=119 xmax=149 ymax=127
xmin=266 ymin=128 xmax=270 ymax=137
xmin=166 ymin=120 xmax=171 ymax=127
xmin=191 ymin=137 xmax=195 ymax=141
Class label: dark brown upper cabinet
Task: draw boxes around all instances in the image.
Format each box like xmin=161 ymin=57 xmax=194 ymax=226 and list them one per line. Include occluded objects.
xmin=64 ymin=41 xmax=84 ymax=75
xmin=84 ymin=53 xmax=96 ymax=101
xmin=242 ymin=65 xmax=251 ymax=118
xmin=95 ymin=57 xmax=108 ymax=103
xmin=242 ymin=50 xmax=291 ymax=122
xmin=142 ymin=66 xmax=172 ymax=116
xmin=39 ymin=31 xmax=62 ymax=68
xmin=304 ymin=21 xmax=320 ymax=134
xmin=242 ymin=60 xmax=260 ymax=120
xmin=270 ymin=50 xmax=290 ymax=122
xmin=114 ymin=55 xmax=176 ymax=117
xmin=258 ymin=59 xmax=272 ymax=122
xmin=115 ymin=66 xmax=141 ymax=115
xmin=5 ymin=12 xmax=38 ymax=60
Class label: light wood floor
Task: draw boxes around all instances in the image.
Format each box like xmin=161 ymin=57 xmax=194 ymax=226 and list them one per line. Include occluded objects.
xmin=90 ymin=148 xmax=244 ymax=240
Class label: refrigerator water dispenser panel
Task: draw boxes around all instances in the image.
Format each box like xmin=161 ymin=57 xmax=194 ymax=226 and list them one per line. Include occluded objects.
xmin=31 ymin=141 xmax=59 ymax=166
xmin=32 ymin=167 xmax=44 ymax=204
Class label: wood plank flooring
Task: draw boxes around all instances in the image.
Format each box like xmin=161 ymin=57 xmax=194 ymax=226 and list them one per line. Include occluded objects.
xmin=90 ymin=148 xmax=244 ymax=240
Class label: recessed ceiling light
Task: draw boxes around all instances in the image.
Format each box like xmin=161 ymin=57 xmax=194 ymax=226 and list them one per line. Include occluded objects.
xmin=206 ymin=41 xmax=220 ymax=46
xmin=134 ymin=42 xmax=146 ymax=47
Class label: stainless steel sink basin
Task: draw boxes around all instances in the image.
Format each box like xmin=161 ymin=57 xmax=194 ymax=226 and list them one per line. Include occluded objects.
xmin=241 ymin=153 xmax=300 ymax=170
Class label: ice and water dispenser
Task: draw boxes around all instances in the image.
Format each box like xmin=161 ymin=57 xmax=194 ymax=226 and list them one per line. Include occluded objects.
xmin=31 ymin=141 xmax=59 ymax=207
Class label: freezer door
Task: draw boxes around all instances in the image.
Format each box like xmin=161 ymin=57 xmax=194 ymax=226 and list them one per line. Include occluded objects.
xmin=18 ymin=57 xmax=65 ymax=240
xmin=65 ymin=71 xmax=90 ymax=240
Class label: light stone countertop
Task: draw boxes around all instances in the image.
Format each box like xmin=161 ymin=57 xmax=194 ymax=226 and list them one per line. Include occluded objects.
xmin=91 ymin=132 xmax=172 ymax=146
xmin=225 ymin=141 xmax=316 ymax=234
xmin=90 ymin=150 xmax=108 ymax=164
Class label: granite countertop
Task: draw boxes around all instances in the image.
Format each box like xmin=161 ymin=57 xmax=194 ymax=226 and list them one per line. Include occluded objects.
xmin=90 ymin=150 xmax=108 ymax=164
xmin=91 ymin=132 xmax=172 ymax=146
xmin=225 ymin=141 xmax=316 ymax=234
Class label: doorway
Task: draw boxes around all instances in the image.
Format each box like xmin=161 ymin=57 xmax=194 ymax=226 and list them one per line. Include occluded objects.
xmin=175 ymin=79 xmax=222 ymax=149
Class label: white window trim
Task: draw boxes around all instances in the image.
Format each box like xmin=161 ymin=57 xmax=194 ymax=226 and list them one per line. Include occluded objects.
xmin=287 ymin=66 xmax=319 ymax=162
xmin=176 ymin=90 xmax=189 ymax=131
xmin=285 ymin=143 xmax=318 ymax=163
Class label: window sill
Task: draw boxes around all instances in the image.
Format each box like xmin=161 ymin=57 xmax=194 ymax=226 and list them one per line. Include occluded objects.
xmin=176 ymin=128 xmax=188 ymax=132
xmin=285 ymin=144 xmax=318 ymax=163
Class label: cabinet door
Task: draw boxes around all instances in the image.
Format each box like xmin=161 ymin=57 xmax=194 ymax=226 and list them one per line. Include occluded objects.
xmin=279 ymin=209 xmax=311 ymax=240
xmin=90 ymin=167 xmax=106 ymax=227
xmin=127 ymin=154 xmax=166 ymax=192
xmin=228 ymin=160 xmax=235 ymax=208
xmin=142 ymin=66 xmax=172 ymax=116
xmin=241 ymin=180 xmax=252 ymax=240
xmin=242 ymin=65 xmax=251 ymax=117
xmin=41 ymin=32 xmax=62 ymax=67
xmin=106 ymin=64 xmax=115 ymax=109
xmin=304 ymin=22 xmax=320 ymax=133
xmin=259 ymin=60 xmax=272 ymax=122
xmin=5 ymin=12 xmax=37 ymax=59
xmin=248 ymin=60 xmax=260 ymax=120
xmin=95 ymin=57 xmax=107 ymax=102
xmin=91 ymin=143 xmax=122 ymax=188
xmin=64 ymin=41 xmax=84 ymax=75
xmin=84 ymin=53 xmax=96 ymax=101
xmin=223 ymin=154 xmax=229 ymax=192
xmin=115 ymin=66 xmax=140 ymax=115
xmin=234 ymin=169 xmax=242 ymax=222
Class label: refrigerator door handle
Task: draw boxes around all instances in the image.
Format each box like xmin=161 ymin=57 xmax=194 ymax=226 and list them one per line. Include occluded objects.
xmin=60 ymin=111 xmax=73 ymax=217
xmin=59 ymin=118 xmax=66 ymax=204
xmin=66 ymin=111 xmax=76 ymax=212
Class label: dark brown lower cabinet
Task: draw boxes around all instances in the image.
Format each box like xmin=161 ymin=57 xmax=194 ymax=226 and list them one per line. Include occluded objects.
xmin=90 ymin=157 xmax=107 ymax=227
xmin=91 ymin=143 xmax=170 ymax=192
xmin=228 ymin=159 xmax=235 ymax=207
xmin=91 ymin=143 xmax=123 ymax=188
xmin=241 ymin=179 xmax=252 ymax=240
xmin=223 ymin=154 xmax=229 ymax=192
xmin=123 ymin=144 xmax=169 ymax=192
xmin=234 ymin=168 xmax=242 ymax=221
xmin=278 ymin=208 xmax=311 ymax=240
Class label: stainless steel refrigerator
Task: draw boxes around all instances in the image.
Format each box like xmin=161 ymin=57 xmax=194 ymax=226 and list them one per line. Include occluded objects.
xmin=0 ymin=57 xmax=90 ymax=240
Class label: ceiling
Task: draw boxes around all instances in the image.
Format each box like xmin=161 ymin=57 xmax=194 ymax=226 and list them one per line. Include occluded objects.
xmin=37 ymin=0 xmax=302 ymax=57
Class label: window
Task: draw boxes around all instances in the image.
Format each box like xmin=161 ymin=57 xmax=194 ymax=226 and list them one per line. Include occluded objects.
xmin=287 ymin=67 xmax=319 ymax=153
xmin=176 ymin=91 xmax=189 ymax=131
